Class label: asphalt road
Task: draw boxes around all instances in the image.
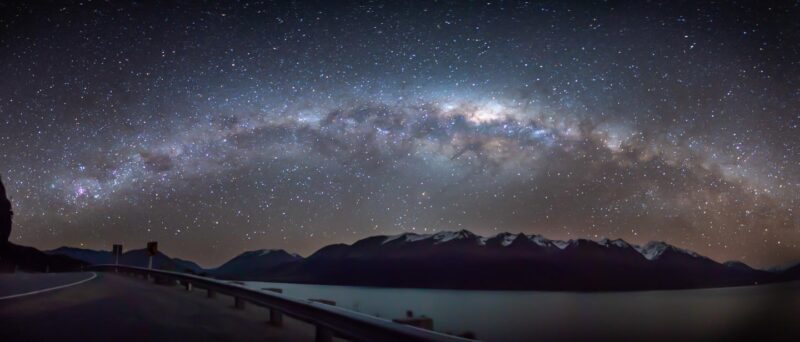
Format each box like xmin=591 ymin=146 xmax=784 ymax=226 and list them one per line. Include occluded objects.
xmin=0 ymin=272 xmax=319 ymax=341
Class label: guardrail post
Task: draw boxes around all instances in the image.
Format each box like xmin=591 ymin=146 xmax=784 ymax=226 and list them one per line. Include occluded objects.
xmin=269 ymin=308 xmax=283 ymax=326
xmin=234 ymin=297 xmax=246 ymax=309
xmin=264 ymin=288 xmax=284 ymax=326
xmin=184 ymin=281 xmax=192 ymax=291
xmin=315 ymin=325 xmax=333 ymax=342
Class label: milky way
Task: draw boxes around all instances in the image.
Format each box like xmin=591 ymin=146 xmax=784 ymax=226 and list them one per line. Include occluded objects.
xmin=1 ymin=1 xmax=798 ymax=267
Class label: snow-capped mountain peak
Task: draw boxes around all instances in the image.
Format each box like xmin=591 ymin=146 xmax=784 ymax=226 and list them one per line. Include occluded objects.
xmin=495 ymin=232 xmax=520 ymax=246
xmin=380 ymin=230 xmax=709 ymax=264
xmin=258 ymin=249 xmax=278 ymax=256
xmin=552 ymin=240 xmax=570 ymax=249
xmin=432 ymin=229 xmax=477 ymax=243
xmin=635 ymin=242 xmax=669 ymax=260
xmin=634 ymin=241 xmax=700 ymax=260
xmin=382 ymin=230 xmax=481 ymax=245
xmin=234 ymin=249 xmax=297 ymax=259
xmin=383 ymin=232 xmax=429 ymax=244
xmin=528 ymin=234 xmax=553 ymax=247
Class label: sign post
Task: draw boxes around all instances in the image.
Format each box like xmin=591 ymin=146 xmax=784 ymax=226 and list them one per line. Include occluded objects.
xmin=146 ymin=241 xmax=158 ymax=270
xmin=112 ymin=244 xmax=123 ymax=265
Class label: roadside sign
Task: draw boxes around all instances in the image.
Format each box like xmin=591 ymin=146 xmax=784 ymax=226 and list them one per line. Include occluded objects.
xmin=147 ymin=242 xmax=158 ymax=256
xmin=112 ymin=244 xmax=123 ymax=265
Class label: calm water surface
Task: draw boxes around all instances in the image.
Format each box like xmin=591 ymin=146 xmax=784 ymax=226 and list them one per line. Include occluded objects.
xmin=243 ymin=281 xmax=800 ymax=341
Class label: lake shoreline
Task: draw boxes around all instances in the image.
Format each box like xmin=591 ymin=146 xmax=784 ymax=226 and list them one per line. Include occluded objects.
xmin=238 ymin=280 xmax=800 ymax=341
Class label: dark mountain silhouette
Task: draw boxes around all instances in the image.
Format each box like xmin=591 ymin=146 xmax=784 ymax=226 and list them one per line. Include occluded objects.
xmin=782 ymin=263 xmax=800 ymax=280
xmin=118 ymin=249 xmax=183 ymax=270
xmin=47 ymin=247 xmax=204 ymax=274
xmin=225 ymin=230 xmax=787 ymax=291
xmin=209 ymin=249 xmax=302 ymax=279
xmin=0 ymin=176 xmax=85 ymax=272
xmin=172 ymin=258 xmax=206 ymax=274
xmin=48 ymin=247 xmax=303 ymax=278
xmin=0 ymin=243 xmax=87 ymax=273
xmin=47 ymin=246 xmax=113 ymax=265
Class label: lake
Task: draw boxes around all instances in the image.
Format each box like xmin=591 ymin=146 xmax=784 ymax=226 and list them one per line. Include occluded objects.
xmin=243 ymin=280 xmax=800 ymax=341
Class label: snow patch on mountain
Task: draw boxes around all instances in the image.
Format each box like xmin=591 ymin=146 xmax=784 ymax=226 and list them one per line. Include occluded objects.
xmin=528 ymin=235 xmax=552 ymax=247
xmin=552 ymin=240 xmax=570 ymax=249
xmin=383 ymin=232 xmax=432 ymax=244
xmin=234 ymin=249 xmax=299 ymax=259
xmin=258 ymin=249 xmax=279 ymax=256
xmin=384 ymin=230 xmax=484 ymax=245
xmin=634 ymin=241 xmax=700 ymax=260
xmin=635 ymin=242 xmax=668 ymax=260
xmin=499 ymin=233 xmax=519 ymax=246
xmin=433 ymin=230 xmax=477 ymax=244
xmin=599 ymin=238 xmax=631 ymax=248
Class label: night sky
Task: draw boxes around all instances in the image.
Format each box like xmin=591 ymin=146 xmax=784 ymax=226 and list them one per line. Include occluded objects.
xmin=1 ymin=1 xmax=798 ymax=268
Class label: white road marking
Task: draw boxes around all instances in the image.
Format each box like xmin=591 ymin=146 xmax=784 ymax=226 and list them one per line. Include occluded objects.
xmin=0 ymin=272 xmax=98 ymax=300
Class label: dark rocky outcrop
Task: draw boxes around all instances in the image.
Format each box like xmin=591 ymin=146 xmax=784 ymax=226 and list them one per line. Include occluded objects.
xmin=0 ymin=175 xmax=12 ymax=244
xmin=0 ymin=175 xmax=85 ymax=272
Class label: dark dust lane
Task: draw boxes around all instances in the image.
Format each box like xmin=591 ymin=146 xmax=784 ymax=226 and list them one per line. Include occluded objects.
xmin=0 ymin=272 xmax=317 ymax=341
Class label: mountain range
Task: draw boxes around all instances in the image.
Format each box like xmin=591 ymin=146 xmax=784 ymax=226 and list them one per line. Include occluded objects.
xmin=48 ymin=230 xmax=800 ymax=291
xmin=1 ymin=243 xmax=86 ymax=273
xmin=46 ymin=247 xmax=204 ymax=274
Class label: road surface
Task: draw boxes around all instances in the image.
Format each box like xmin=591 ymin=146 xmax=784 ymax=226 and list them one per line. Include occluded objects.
xmin=0 ymin=272 xmax=319 ymax=341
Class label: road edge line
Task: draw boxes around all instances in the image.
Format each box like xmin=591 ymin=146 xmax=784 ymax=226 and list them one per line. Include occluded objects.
xmin=0 ymin=272 xmax=98 ymax=300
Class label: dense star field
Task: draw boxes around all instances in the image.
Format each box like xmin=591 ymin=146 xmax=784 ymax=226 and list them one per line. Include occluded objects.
xmin=0 ymin=1 xmax=798 ymax=268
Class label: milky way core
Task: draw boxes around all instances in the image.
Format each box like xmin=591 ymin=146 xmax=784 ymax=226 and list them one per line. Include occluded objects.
xmin=1 ymin=1 xmax=798 ymax=267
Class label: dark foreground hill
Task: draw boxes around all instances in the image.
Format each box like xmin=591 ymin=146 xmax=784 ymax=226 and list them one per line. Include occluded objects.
xmin=0 ymin=243 xmax=86 ymax=273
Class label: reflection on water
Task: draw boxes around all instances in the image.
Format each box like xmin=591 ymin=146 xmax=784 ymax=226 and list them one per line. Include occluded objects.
xmin=244 ymin=280 xmax=800 ymax=341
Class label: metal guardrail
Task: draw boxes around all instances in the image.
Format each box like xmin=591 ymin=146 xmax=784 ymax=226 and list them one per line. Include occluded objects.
xmin=88 ymin=265 xmax=471 ymax=342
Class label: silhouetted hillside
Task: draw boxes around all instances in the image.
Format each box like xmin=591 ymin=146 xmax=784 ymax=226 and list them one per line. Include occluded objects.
xmin=172 ymin=258 xmax=206 ymax=274
xmin=784 ymin=263 xmax=800 ymax=280
xmin=210 ymin=249 xmax=302 ymax=279
xmin=47 ymin=246 xmax=113 ymax=265
xmin=47 ymin=247 xmax=207 ymax=274
xmin=0 ymin=243 xmax=86 ymax=273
